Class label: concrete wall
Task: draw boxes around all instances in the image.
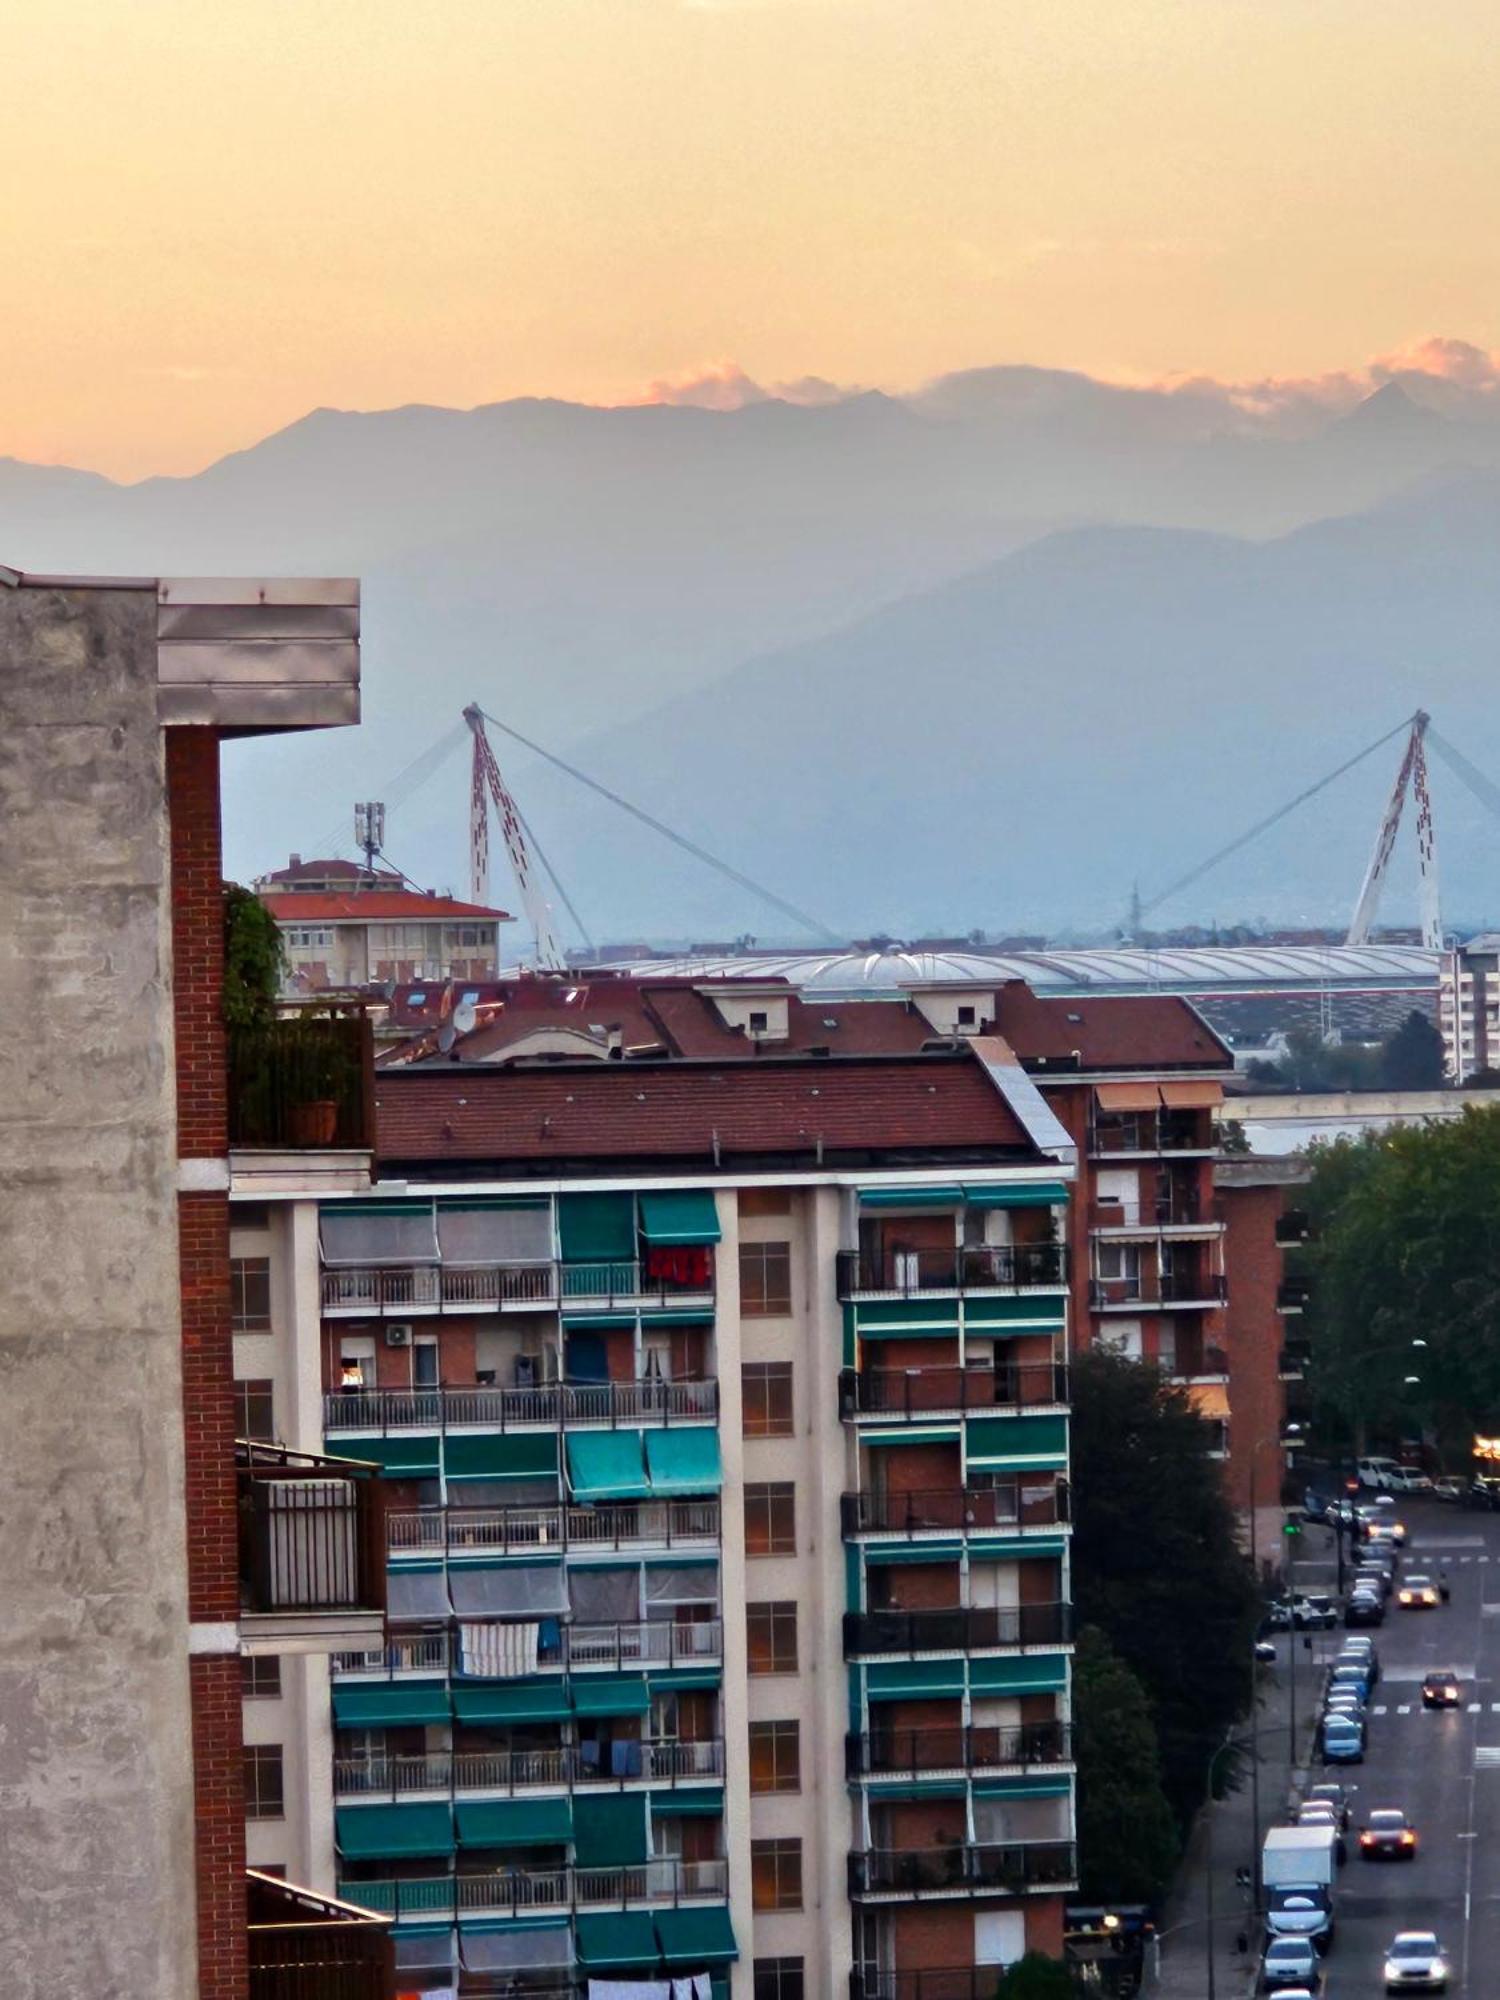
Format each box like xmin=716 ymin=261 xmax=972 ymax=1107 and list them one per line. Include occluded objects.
xmin=0 ymin=583 xmax=198 ymax=1997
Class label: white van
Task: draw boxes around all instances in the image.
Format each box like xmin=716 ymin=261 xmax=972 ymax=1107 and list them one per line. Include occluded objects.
xmin=1356 ymin=1457 xmax=1405 ymax=1491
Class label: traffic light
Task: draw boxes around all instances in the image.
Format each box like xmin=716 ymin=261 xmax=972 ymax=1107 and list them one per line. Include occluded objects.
xmin=1283 ymin=1519 xmax=1303 ymax=1538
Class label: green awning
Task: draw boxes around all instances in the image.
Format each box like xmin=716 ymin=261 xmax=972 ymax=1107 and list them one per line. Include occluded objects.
xmin=639 ymin=1309 xmax=716 ymax=1328
xmin=646 ymin=1670 xmax=722 ymax=1693
xmin=558 ymin=1191 xmax=636 ymax=1262
xmin=455 ymin=1797 xmax=573 ymax=1848
xmin=968 ymin=1536 xmax=1069 ymax=1560
xmin=962 ymin=1297 xmax=1066 ymax=1330
xmin=645 ymin=1428 xmax=722 ymax=1496
xmin=572 ymin=1793 xmax=649 ymax=1868
xmin=966 ymin=1414 xmax=1069 ymax=1471
xmin=854 ymin=1301 xmax=962 ymax=1338
xmin=863 ymin=1542 xmax=966 ymax=1565
xmin=638 ymin=1190 xmax=721 ymax=1246
xmin=575 ymin=1911 xmax=659 ymax=1971
xmin=654 ymin=1906 xmax=738 ymax=1967
xmin=567 ymin=1430 xmax=649 ymax=1501
xmin=860 ymin=1427 xmax=962 ymax=1447
xmin=649 ymin=1788 xmax=724 ymax=1818
xmin=968 ymin=1656 xmax=1070 ymax=1695
xmin=571 ymin=1675 xmax=651 ymax=1717
xmin=972 ymin=1779 xmax=1073 ymax=1799
xmin=444 ymin=1432 xmax=559 ymax=1482
xmin=335 ymin=1803 xmax=453 ymax=1860
xmin=352 ymin=1435 xmax=441 ymax=1478
xmin=452 ymin=1683 xmax=572 ymax=1725
xmin=862 ymin=1779 xmax=969 ymax=1801
xmin=859 ymin=1185 xmax=964 ymax=1209
xmin=332 ymin=1683 xmax=451 ymax=1729
xmin=562 ymin=1311 xmax=637 ymax=1329
xmin=865 ymin=1659 xmax=966 ymax=1700
xmin=963 ymin=1181 xmax=1069 ymax=1209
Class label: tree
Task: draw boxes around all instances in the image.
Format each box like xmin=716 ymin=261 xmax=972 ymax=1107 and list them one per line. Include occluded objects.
xmin=1069 ymin=1351 xmax=1260 ymax=1824
xmin=1380 ymin=1008 xmax=1446 ymax=1090
xmin=222 ymin=882 xmax=284 ymax=1030
xmin=1073 ymin=1625 xmax=1179 ymax=1903
xmin=991 ymin=1953 xmax=1079 ymax=1999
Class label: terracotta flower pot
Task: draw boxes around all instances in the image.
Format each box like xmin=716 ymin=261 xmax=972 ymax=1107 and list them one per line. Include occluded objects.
xmin=289 ymin=1098 xmax=339 ymax=1146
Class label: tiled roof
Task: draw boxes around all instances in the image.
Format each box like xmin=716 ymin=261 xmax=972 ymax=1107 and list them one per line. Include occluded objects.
xmin=261 ymin=891 xmax=509 ymax=923
xmin=995 ymin=984 xmax=1232 ymax=1071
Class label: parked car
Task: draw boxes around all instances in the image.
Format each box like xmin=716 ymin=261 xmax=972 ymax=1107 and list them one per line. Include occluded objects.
xmin=1432 ymin=1476 xmax=1465 ymax=1504
xmin=1359 ymin=1808 xmax=1418 ymax=1859
xmin=1464 ymin=1476 xmax=1500 ymax=1511
xmin=1383 ymin=1930 xmax=1449 ymax=1990
xmin=1357 ymin=1456 xmax=1405 ymax=1490
xmin=1265 ymin=1884 xmax=1334 ymax=1951
xmin=1355 ymin=1554 xmax=1396 ymax=1595
xmin=1421 ymin=1670 xmax=1462 ymax=1709
xmin=1321 ymin=1713 xmax=1365 ymax=1763
xmin=1266 ymin=1595 xmax=1339 ymax=1631
xmin=1338 ymin=1636 xmax=1379 ymax=1679
xmin=1329 ymin=1660 xmax=1375 ymax=1699
xmin=1295 ymin=1803 xmax=1348 ymax=1862
xmin=1305 ymin=1781 xmax=1353 ymax=1830
xmin=1262 ymin=1936 xmax=1322 ymax=1991
xmin=1345 ymin=1589 xmax=1385 ymax=1628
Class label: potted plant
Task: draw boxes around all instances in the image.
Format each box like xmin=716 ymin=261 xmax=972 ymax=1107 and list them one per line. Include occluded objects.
xmin=281 ymin=1008 xmax=358 ymax=1146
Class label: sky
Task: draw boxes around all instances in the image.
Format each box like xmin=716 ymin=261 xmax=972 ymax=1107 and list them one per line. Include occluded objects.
xmin=3 ymin=0 xmax=1499 ymax=479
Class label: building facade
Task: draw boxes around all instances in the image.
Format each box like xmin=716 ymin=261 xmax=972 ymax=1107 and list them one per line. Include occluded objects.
xmin=258 ymin=883 xmax=510 ymax=992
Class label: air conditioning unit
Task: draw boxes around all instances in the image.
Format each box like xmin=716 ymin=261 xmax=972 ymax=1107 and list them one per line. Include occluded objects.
xmin=385 ymin=1322 xmax=413 ymax=1348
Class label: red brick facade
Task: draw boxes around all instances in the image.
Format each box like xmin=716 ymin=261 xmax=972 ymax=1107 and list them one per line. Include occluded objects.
xmin=1216 ymin=1179 xmax=1291 ymax=1521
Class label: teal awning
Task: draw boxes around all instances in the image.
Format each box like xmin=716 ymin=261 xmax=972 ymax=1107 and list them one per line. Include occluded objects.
xmin=963 ymin=1181 xmax=1069 ymax=1209
xmin=963 ymin=1297 xmax=1066 ymax=1330
xmin=573 ymin=1793 xmax=649 ymax=1868
xmin=645 ymin=1428 xmax=722 ymax=1496
xmin=332 ymin=1683 xmax=451 ymax=1729
xmin=335 ymin=1803 xmax=453 ymax=1860
xmin=650 ymin=1788 xmax=724 ymax=1818
xmin=638 ymin=1191 xmax=721 ymax=1246
xmin=863 ymin=1542 xmax=965 ymax=1565
xmin=353 ymin=1435 xmax=441 ymax=1478
xmin=455 ymin=1797 xmax=572 ymax=1848
xmin=452 ymin=1683 xmax=572 ymax=1725
xmin=865 ymin=1659 xmax=965 ymax=1700
xmin=966 ymin=1414 xmax=1069 ymax=1471
xmin=655 ymin=1906 xmax=738 ymax=1967
xmin=567 ymin=1430 xmax=649 ymax=1501
xmin=972 ymin=1779 xmax=1073 ymax=1799
xmin=968 ymin=1656 xmax=1069 ymax=1695
xmin=558 ymin=1191 xmax=635 ymax=1262
xmin=575 ymin=1911 xmax=659 ymax=1971
xmin=854 ymin=1300 xmax=962 ymax=1338
xmin=444 ymin=1432 xmax=558 ymax=1482
xmin=647 ymin=1669 xmax=722 ymax=1693
xmin=859 ymin=1185 xmax=964 ymax=1209
xmin=571 ymin=1675 xmax=651 ymax=1718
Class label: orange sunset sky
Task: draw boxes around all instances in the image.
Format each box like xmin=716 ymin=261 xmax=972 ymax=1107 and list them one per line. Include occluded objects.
xmin=3 ymin=0 xmax=1498 ymax=480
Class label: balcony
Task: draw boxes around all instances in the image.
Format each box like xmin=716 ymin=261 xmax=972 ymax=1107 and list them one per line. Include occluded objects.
xmin=320 ymin=1257 xmax=715 ymax=1318
xmin=1277 ymin=1276 xmax=1311 ymax=1315
xmin=334 ymin=1737 xmax=725 ymax=1800
xmin=1279 ymin=1342 xmax=1311 ymax=1382
xmin=247 ymin=1872 xmax=392 ymax=2000
xmin=841 ymin=1362 xmax=1068 ymax=1422
xmin=1276 ymin=1208 xmax=1312 ymax=1245
xmin=341 ymin=1857 xmax=729 ymax=1924
xmin=229 ymin=1011 xmax=373 ymax=1151
xmin=334 ymin=1632 xmax=450 ymax=1679
xmin=1089 ymin=1272 xmax=1227 ymax=1311
xmin=848 ymin=1841 xmax=1077 ymax=1900
xmin=324 ymin=1379 xmax=719 ymax=1435
xmin=841 ymin=1483 xmax=1069 ymax=1539
xmin=1088 ymin=1114 xmax=1214 ymax=1157
xmin=1090 ymin=1196 xmax=1222 ymax=1237
xmin=238 ymin=1443 xmax=386 ymax=1652
xmin=843 ymin=1603 xmax=1073 ymax=1660
xmin=388 ymin=1499 xmax=720 ymax=1557
xmin=847 ymin=1721 xmax=1072 ymax=1781
xmin=837 ymin=1245 xmax=1066 ymax=1300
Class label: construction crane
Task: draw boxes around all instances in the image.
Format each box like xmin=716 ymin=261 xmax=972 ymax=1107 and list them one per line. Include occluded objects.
xmin=1346 ymin=710 xmax=1441 ymax=949
xmin=464 ymin=704 xmax=568 ymax=972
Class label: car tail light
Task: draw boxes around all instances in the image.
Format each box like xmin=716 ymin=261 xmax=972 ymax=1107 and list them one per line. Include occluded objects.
xmin=1360 ymin=1832 xmax=1373 ymax=1846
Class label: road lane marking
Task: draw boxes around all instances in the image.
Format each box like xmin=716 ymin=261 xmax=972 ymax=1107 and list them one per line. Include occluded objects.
xmin=1473 ymin=1746 xmax=1500 ymax=1767
xmin=1372 ymin=1704 xmax=1388 ymax=1715
xmin=1398 ymin=1703 xmax=1412 ymax=1713
xmin=1469 ymin=1702 xmax=1483 ymax=1711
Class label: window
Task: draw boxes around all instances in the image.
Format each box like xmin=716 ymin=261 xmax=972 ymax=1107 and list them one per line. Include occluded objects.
xmin=241 ymin=1655 xmax=282 ymax=1699
xmin=230 ymin=1257 xmax=272 ymax=1333
xmin=740 ymin=1187 xmax=791 ymax=1217
xmin=234 ymin=1379 xmax=275 ymax=1442
xmin=956 ymin=1004 xmax=977 ymax=1027
xmin=1094 ymin=1241 xmax=1141 ymax=1285
xmin=744 ymin=1483 xmax=796 ymax=1556
xmin=749 ymin=1010 xmax=769 ymax=1034
xmin=747 ymin=1602 xmax=798 ymax=1675
xmin=740 ymin=1241 xmax=792 ymax=1316
xmin=749 ymin=1720 xmax=800 ymax=1794
xmin=413 ymin=1337 xmax=439 ymax=1389
xmin=742 ymin=1363 xmax=793 ymax=1438
xmin=754 ymin=1960 xmax=806 ymax=2000
xmin=244 ymin=1745 xmax=285 ymax=1820
xmin=751 ymin=1838 xmax=803 ymax=1911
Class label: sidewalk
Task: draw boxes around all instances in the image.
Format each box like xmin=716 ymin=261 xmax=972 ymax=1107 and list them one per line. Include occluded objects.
xmin=1145 ymin=1629 xmax=1334 ymax=1997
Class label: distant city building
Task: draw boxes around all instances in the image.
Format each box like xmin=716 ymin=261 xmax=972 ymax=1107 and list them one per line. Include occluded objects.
xmin=254 ymin=857 xmax=511 ymax=990
xmin=1440 ymin=934 xmax=1500 ymax=1080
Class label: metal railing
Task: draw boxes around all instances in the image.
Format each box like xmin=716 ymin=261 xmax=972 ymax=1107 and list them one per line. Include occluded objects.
xmin=229 ymin=1010 xmax=373 ymax=1151
xmin=325 ymin=1378 xmax=719 ymax=1434
xmin=565 ymin=1619 xmax=723 ymax=1669
xmin=339 ymin=1857 xmax=729 ymax=1921
xmin=389 ymin=1499 xmax=720 ymax=1556
xmin=843 ymin=1362 xmax=1068 ymax=1420
xmin=238 ymin=1446 xmax=385 ymax=1617
xmin=248 ymin=1924 xmax=392 ymax=2000
xmin=837 ymin=1244 xmax=1066 ymax=1299
xmin=843 ymin=1603 xmax=1073 ymax=1658
xmin=1087 ymin=1114 xmax=1213 ymax=1155
xmin=320 ymin=1258 xmax=715 ymax=1313
xmin=333 ymin=1737 xmax=724 ymax=1799
xmin=332 ymin=1632 xmax=449 ymax=1677
xmin=560 ymin=1259 xmax=715 ymax=1307
xmin=847 ymin=1721 xmax=1072 ymax=1778
xmin=841 ymin=1482 xmax=1069 ymax=1536
xmin=1090 ymin=1191 xmax=1210 ymax=1229
xmin=1089 ymin=1272 xmax=1227 ymax=1308
xmin=848 ymin=1841 xmax=1077 ymax=1897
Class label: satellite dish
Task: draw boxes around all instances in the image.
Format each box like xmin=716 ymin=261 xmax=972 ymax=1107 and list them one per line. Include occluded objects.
xmin=453 ymin=1000 xmax=478 ymax=1036
xmin=438 ymin=1025 xmax=457 ymax=1054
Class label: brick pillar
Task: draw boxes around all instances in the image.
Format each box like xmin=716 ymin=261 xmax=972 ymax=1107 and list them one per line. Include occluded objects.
xmin=167 ymin=727 xmax=248 ymax=2000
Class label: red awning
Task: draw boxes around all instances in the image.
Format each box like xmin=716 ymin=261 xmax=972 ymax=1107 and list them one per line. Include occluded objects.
xmin=1159 ymin=1080 xmax=1224 ymax=1109
xmin=1094 ymin=1082 xmax=1162 ymax=1112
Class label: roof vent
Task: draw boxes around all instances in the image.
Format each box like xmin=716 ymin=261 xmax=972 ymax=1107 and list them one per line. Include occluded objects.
xmin=920 ymin=1036 xmax=965 ymax=1054
xmin=808 ymin=1044 xmax=832 ymax=1058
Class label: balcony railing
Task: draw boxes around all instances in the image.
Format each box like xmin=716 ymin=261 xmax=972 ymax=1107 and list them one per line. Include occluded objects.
xmin=1090 ymin=1192 xmax=1215 ymax=1230
xmin=837 ymin=1245 xmax=1066 ymax=1299
xmin=333 ymin=1632 xmax=450 ymax=1678
xmin=1277 ymin=1277 xmax=1311 ymax=1314
xmin=843 ymin=1603 xmax=1073 ymax=1658
xmin=248 ymin=1873 xmax=392 ymax=2000
xmin=1275 ymin=1208 xmax=1312 ymax=1245
xmin=841 ymin=1483 xmax=1069 ymax=1537
xmin=852 ymin=1971 xmax=1043 ymax=2000
xmin=340 ymin=1857 xmax=729 ymax=1922
xmin=320 ymin=1259 xmax=715 ymax=1315
xmin=848 ymin=1842 xmax=1077 ymax=1898
xmin=325 ymin=1379 xmax=719 ymax=1434
xmin=1088 ymin=1114 xmax=1213 ymax=1156
xmin=334 ymin=1738 xmax=725 ymax=1800
xmin=389 ymin=1500 xmax=720 ymax=1556
xmin=847 ymin=1722 xmax=1073 ymax=1779
xmin=238 ymin=1444 xmax=385 ymax=1618
xmin=1089 ymin=1273 xmax=1227 ymax=1308
xmin=842 ymin=1363 xmax=1068 ymax=1421
xmin=229 ymin=1011 xmax=373 ymax=1150
xmin=565 ymin=1619 xmax=723 ymax=1670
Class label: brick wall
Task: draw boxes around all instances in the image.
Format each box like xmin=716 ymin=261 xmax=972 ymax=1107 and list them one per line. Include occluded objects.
xmin=1217 ymin=1181 xmax=1289 ymax=1517
xmin=190 ymin=1656 xmax=248 ymax=2000
xmin=167 ymin=730 xmax=228 ymax=1159
xmin=883 ymin=1561 xmax=962 ymax=1611
xmin=880 ymin=1442 xmax=963 ymax=1497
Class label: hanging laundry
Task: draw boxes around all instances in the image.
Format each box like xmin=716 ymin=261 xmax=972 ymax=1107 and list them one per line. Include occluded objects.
xmin=458 ymin=1620 xmax=539 ymax=1677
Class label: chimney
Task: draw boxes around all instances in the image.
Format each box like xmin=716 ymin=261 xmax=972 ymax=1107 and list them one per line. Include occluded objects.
xmin=289 ymin=853 xmax=301 ymax=868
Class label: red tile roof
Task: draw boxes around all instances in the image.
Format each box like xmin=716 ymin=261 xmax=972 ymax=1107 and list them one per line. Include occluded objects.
xmin=993 ymin=983 xmax=1232 ymax=1071
xmin=261 ymin=891 xmax=510 ymax=923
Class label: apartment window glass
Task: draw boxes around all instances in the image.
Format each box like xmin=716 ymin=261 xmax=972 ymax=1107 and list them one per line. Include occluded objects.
xmin=742 ymin=1362 xmax=794 ymax=1438
xmin=739 ymin=1187 xmax=791 ymax=1217
xmin=740 ymin=1241 xmax=792 ymax=1316
xmin=413 ymin=1337 xmax=440 ymax=1389
xmin=754 ymin=1961 xmax=806 ymax=2000
xmin=234 ymin=1379 xmax=275 ymax=1442
xmin=1095 ymin=1241 xmax=1141 ymax=1284
xmin=241 ymin=1655 xmax=282 ymax=1699
xmin=751 ymin=1838 xmax=803 ymax=1911
xmin=747 ymin=1602 xmax=798 ymax=1675
xmin=744 ymin=1482 xmax=795 ymax=1556
xmin=230 ymin=1257 xmax=272 ymax=1333
xmin=748 ymin=1720 xmax=800 ymax=1794
xmin=244 ymin=1745 xmax=285 ymax=1820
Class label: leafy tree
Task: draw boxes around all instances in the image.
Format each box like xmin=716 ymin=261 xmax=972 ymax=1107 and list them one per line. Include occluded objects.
xmin=1073 ymin=1625 xmax=1179 ymax=1903
xmin=223 ymin=883 xmax=284 ymax=1030
xmin=1245 ymin=1025 xmax=1382 ymax=1094
xmin=1219 ymin=1117 xmax=1251 ymax=1155
xmin=991 ymin=1952 xmax=1079 ymax=1999
xmin=1069 ymin=1351 xmax=1260 ymax=1823
xmin=1379 ymin=1008 xmax=1446 ymax=1090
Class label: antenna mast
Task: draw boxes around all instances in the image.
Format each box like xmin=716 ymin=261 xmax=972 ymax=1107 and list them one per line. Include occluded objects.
xmin=353 ymin=801 xmax=385 ymax=884
xmin=463 ymin=704 xmax=567 ymax=972
xmin=1346 ymin=711 xmax=1441 ymax=949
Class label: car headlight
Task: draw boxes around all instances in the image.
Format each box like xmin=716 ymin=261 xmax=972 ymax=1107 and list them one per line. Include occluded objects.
xmin=1384 ymin=1961 xmax=1401 ymax=1980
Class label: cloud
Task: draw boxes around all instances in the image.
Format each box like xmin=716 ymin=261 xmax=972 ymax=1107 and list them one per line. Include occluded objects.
xmin=1151 ymin=336 xmax=1500 ymax=433
xmin=634 ymin=360 xmax=860 ymax=411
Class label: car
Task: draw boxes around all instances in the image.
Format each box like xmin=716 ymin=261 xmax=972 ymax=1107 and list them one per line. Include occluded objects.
xmin=1262 ymin=1936 xmax=1322 ymax=1991
xmin=1433 ymin=1475 xmax=1465 ymax=1503
xmin=1302 ymin=1488 xmax=1332 ymax=1521
xmin=1255 ymin=1638 xmax=1279 ymax=1664
xmin=1357 ymin=1456 xmax=1404 ymax=1490
xmin=1324 ymin=1695 xmax=1365 ymax=1727
xmin=1321 ymin=1713 xmax=1365 ymax=1762
xmin=1398 ymin=1573 xmax=1441 ymax=1608
xmin=1296 ymin=1803 xmax=1348 ymax=1860
xmin=1367 ymin=1519 xmax=1406 ymax=1548
xmin=1305 ymin=1781 xmax=1354 ymax=1830
xmin=1383 ymin=1929 xmax=1449 ymax=1990
xmin=1265 ymin=1884 xmax=1334 ymax=1949
xmin=1355 ymin=1555 xmax=1396 ymax=1595
xmin=1359 ymin=1807 xmax=1418 ymax=1859
xmin=1345 ymin=1589 xmax=1385 ymax=1628
xmin=1386 ymin=1466 xmax=1432 ymax=1494
xmin=1266 ymin=1595 xmax=1339 ymax=1631
xmin=1337 ymin=1638 xmax=1379 ymax=1681
xmin=1464 ymin=1476 xmax=1500 ymax=1511
xmin=1329 ymin=1660 xmax=1375 ymax=1698
xmin=1422 ymin=1670 xmax=1462 ymax=1709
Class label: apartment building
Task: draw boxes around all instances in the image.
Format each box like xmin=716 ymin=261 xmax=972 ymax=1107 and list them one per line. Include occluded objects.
xmin=1440 ymin=933 xmax=1500 ymax=1081
xmin=1 ymin=563 xmax=389 ymax=1999
xmin=256 ymin=873 xmax=510 ymax=992
xmin=229 ymin=1001 xmax=1081 ymax=2000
